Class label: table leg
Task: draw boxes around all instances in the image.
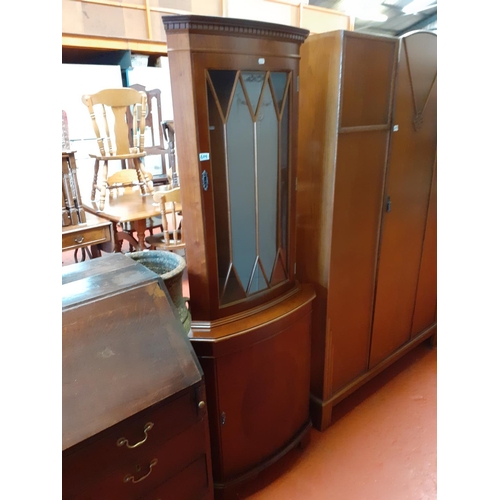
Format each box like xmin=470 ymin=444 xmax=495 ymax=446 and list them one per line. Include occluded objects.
xmin=135 ymin=219 xmax=147 ymax=250
xmin=113 ymin=222 xmax=123 ymax=253
xmin=90 ymin=245 xmax=102 ymax=259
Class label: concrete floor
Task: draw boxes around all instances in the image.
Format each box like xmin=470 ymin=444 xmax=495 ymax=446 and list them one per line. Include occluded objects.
xmin=240 ymin=342 xmax=437 ymax=500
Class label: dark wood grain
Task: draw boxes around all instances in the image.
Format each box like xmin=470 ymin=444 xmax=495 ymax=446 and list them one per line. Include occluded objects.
xmin=62 ymin=255 xmax=202 ymax=450
xmin=191 ymin=284 xmax=315 ymax=498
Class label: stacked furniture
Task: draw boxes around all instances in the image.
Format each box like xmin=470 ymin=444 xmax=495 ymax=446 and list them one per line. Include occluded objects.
xmin=81 ymin=87 xmax=153 ymax=211
xmin=163 ymin=15 xmax=315 ymax=499
xmin=62 ymin=150 xmax=114 ymax=260
xmin=62 ymin=254 xmax=213 ymax=499
xmin=296 ymin=30 xmax=437 ymax=430
xmin=62 ymin=151 xmax=86 ymax=227
xmin=126 ymin=84 xmax=170 ymax=186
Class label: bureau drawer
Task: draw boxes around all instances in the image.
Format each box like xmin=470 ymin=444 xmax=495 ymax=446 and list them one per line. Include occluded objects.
xmin=66 ymin=417 xmax=208 ymax=500
xmin=62 ymin=224 xmax=111 ymax=251
xmin=142 ymin=455 xmax=210 ymax=500
xmin=63 ymin=387 xmax=205 ymax=498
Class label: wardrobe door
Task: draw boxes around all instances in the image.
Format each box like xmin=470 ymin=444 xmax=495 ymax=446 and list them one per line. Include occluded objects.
xmin=411 ymin=157 xmax=437 ymax=337
xmin=329 ymin=33 xmax=397 ymax=392
xmin=369 ymin=32 xmax=437 ymax=368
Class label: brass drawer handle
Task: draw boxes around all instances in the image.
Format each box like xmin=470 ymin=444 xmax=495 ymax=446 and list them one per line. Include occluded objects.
xmin=74 ymin=236 xmax=85 ymax=244
xmin=117 ymin=422 xmax=154 ymax=449
xmin=124 ymin=458 xmax=158 ymax=484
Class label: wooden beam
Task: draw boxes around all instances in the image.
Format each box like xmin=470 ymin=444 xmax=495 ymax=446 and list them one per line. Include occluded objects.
xmin=62 ymin=33 xmax=168 ymax=55
xmin=144 ymin=0 xmax=152 ymax=39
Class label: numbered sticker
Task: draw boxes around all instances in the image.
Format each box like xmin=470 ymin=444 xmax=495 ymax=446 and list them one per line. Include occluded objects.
xmin=199 ymin=152 xmax=210 ymax=161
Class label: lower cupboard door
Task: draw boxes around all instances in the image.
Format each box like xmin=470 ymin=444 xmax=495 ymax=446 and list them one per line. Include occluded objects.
xmin=216 ymin=311 xmax=312 ymax=480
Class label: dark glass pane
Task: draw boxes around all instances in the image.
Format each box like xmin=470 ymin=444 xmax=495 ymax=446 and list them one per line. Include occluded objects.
xmin=208 ymin=70 xmax=238 ymax=117
xmin=270 ymin=72 xmax=288 ymax=111
xmin=207 ymin=79 xmax=241 ymax=300
xmin=279 ymin=87 xmax=290 ymax=265
xmin=220 ymin=265 xmax=246 ymax=304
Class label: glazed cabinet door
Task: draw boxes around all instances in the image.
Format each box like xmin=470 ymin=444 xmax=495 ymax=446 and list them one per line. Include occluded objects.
xmin=191 ymin=54 xmax=299 ymax=320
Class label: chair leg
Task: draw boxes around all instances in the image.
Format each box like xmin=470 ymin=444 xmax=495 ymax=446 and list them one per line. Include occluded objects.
xmin=99 ymin=160 xmax=109 ymax=211
xmin=74 ymin=248 xmax=87 ymax=263
xmin=91 ymin=159 xmax=100 ymax=201
xmin=134 ymin=158 xmax=153 ymax=195
xmin=133 ymin=158 xmax=147 ymax=196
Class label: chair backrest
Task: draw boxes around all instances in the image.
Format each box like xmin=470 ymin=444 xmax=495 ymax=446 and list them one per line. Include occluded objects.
xmin=82 ymin=88 xmax=147 ymax=157
xmin=161 ymin=120 xmax=179 ymax=188
xmin=153 ymin=188 xmax=184 ymax=248
xmin=127 ymin=84 xmax=166 ymax=153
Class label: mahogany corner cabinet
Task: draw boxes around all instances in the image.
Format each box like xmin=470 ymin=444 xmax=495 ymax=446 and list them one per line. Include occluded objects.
xmin=163 ymin=15 xmax=315 ymax=499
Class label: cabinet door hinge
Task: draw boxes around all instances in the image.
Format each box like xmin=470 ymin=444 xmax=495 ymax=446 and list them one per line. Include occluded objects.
xmin=386 ymin=195 xmax=392 ymax=212
xmin=297 ymin=75 xmax=299 ymax=92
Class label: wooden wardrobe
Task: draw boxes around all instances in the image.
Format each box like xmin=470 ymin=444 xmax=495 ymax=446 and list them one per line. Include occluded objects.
xmin=296 ymin=29 xmax=437 ymax=431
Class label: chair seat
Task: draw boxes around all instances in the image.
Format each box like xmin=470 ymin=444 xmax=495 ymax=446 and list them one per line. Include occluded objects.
xmin=145 ymin=231 xmax=184 ymax=251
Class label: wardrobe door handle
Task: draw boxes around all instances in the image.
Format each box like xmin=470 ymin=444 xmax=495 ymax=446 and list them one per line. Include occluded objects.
xmin=386 ymin=196 xmax=392 ymax=212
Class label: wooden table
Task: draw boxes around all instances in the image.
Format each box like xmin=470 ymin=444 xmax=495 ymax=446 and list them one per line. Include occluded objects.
xmin=62 ymin=212 xmax=114 ymax=259
xmin=82 ymin=187 xmax=181 ymax=252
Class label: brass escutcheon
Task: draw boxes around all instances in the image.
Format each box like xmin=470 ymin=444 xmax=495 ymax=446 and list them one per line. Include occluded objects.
xmin=123 ymin=458 xmax=158 ymax=484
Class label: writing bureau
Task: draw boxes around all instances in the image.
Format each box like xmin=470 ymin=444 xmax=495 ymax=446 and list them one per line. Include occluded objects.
xmin=62 ymin=253 xmax=213 ymax=499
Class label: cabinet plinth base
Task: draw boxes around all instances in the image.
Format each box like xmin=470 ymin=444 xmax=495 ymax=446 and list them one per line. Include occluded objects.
xmin=310 ymin=323 xmax=437 ymax=431
xmin=213 ymin=421 xmax=312 ymax=500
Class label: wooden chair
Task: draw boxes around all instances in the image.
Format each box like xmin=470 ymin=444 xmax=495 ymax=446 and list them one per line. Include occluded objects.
xmin=125 ymin=84 xmax=169 ymax=187
xmin=82 ymin=88 xmax=153 ymax=210
xmin=145 ymin=188 xmax=184 ymax=251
